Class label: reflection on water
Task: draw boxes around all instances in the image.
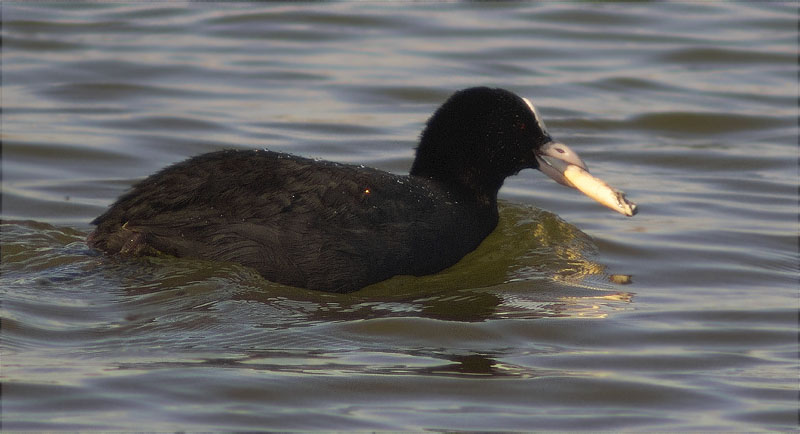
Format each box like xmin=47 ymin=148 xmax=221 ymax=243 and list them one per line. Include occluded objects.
xmin=0 ymin=216 xmax=631 ymax=379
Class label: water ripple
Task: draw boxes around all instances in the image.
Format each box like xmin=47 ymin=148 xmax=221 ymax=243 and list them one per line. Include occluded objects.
xmin=1 ymin=2 xmax=796 ymax=431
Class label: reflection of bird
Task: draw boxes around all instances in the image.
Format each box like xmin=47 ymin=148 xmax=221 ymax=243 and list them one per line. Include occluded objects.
xmin=89 ymin=87 xmax=631 ymax=293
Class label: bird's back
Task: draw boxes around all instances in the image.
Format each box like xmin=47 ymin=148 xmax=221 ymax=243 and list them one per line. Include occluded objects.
xmin=89 ymin=150 xmax=497 ymax=292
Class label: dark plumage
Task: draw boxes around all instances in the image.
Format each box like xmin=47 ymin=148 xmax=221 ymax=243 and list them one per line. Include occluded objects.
xmin=89 ymin=87 xmax=610 ymax=293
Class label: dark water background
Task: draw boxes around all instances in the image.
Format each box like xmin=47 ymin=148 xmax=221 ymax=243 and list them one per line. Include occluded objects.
xmin=2 ymin=2 xmax=797 ymax=431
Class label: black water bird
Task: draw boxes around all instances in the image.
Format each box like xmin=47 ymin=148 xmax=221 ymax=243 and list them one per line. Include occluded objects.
xmin=89 ymin=87 xmax=635 ymax=293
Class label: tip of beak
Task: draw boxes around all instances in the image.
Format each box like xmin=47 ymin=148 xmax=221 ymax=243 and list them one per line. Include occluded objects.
xmin=561 ymin=164 xmax=638 ymax=217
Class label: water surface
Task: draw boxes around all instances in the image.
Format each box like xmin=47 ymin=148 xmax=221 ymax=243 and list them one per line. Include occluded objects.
xmin=2 ymin=3 xmax=797 ymax=431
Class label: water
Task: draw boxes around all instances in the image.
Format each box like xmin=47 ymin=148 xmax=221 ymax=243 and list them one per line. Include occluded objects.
xmin=2 ymin=2 xmax=797 ymax=431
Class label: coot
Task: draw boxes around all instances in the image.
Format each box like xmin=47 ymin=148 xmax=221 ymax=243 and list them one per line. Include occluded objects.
xmin=89 ymin=87 xmax=636 ymax=293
